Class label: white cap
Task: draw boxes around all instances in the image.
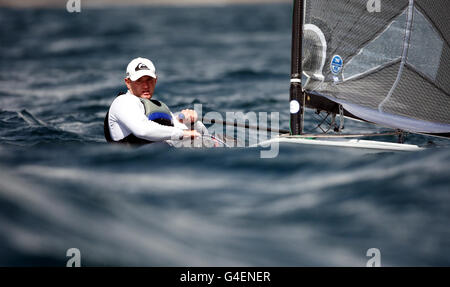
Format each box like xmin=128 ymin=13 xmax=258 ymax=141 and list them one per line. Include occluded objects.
xmin=126 ymin=57 xmax=157 ymax=81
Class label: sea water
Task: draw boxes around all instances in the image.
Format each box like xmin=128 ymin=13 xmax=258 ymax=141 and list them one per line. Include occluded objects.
xmin=0 ymin=4 xmax=449 ymax=266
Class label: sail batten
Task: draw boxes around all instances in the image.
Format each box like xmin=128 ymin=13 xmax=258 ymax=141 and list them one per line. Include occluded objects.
xmin=299 ymin=0 xmax=450 ymax=136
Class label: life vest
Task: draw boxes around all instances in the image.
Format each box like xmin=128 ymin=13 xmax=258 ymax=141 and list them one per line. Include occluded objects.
xmin=139 ymin=98 xmax=174 ymax=127
xmin=104 ymin=93 xmax=174 ymax=144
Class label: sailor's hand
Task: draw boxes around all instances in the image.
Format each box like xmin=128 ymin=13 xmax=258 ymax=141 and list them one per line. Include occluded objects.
xmin=179 ymin=109 xmax=198 ymax=124
xmin=183 ymin=130 xmax=200 ymax=139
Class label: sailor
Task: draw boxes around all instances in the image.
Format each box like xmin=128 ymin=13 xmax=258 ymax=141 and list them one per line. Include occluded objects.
xmin=104 ymin=57 xmax=205 ymax=144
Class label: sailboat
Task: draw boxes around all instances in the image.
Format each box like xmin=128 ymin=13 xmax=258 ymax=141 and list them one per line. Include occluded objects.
xmin=260 ymin=0 xmax=450 ymax=151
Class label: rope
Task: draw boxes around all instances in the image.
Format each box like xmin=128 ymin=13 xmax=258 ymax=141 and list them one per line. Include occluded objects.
xmin=201 ymin=134 xmax=231 ymax=148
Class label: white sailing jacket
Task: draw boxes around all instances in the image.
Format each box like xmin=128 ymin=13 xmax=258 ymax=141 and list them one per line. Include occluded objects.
xmin=107 ymin=91 xmax=186 ymax=142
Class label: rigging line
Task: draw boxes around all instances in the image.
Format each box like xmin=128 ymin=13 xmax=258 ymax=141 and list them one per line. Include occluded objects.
xmin=203 ymin=118 xmax=290 ymax=134
xmin=200 ymin=134 xmax=231 ymax=148
xmin=329 ymin=113 xmax=337 ymax=133
xmin=314 ymin=112 xmax=329 ymax=133
xmin=378 ymin=0 xmax=415 ymax=112
xmin=338 ymin=104 xmax=344 ymax=132
xmin=313 ymin=111 xmax=334 ymax=133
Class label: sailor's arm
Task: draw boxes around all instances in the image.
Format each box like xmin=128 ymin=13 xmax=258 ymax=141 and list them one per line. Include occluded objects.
xmin=180 ymin=109 xmax=198 ymax=124
xmin=174 ymin=109 xmax=209 ymax=135
xmin=113 ymin=99 xmax=195 ymax=141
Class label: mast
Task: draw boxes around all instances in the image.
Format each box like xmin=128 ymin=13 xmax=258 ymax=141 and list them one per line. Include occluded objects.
xmin=289 ymin=0 xmax=304 ymax=135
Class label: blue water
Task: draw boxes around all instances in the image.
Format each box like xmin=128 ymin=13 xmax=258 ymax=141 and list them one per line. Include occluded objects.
xmin=1 ymin=4 xmax=450 ymax=266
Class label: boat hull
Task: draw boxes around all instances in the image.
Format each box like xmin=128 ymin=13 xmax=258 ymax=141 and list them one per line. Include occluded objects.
xmin=257 ymin=137 xmax=424 ymax=152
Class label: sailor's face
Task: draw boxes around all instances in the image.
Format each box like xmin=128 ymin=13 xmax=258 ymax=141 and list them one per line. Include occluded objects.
xmin=126 ymin=76 xmax=157 ymax=99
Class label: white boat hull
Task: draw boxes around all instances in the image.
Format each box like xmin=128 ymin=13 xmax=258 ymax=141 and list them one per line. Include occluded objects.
xmin=257 ymin=136 xmax=424 ymax=152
